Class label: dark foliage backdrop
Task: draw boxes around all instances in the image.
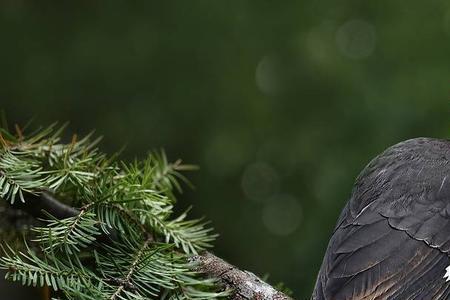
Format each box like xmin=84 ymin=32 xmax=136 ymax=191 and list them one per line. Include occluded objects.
xmin=1 ymin=1 xmax=450 ymax=298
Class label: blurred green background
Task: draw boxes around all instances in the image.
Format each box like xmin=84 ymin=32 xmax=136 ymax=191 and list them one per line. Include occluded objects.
xmin=1 ymin=1 xmax=450 ymax=299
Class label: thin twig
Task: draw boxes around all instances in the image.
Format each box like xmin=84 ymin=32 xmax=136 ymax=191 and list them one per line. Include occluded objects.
xmin=110 ymin=237 xmax=152 ymax=300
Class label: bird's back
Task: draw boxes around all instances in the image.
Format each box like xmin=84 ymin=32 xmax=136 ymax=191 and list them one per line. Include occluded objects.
xmin=312 ymin=138 xmax=450 ymax=300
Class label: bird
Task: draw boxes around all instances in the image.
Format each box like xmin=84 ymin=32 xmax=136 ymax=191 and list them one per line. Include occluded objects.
xmin=312 ymin=137 xmax=450 ymax=300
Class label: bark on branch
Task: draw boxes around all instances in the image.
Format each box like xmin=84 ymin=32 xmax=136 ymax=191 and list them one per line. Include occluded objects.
xmin=190 ymin=252 xmax=292 ymax=300
xmin=6 ymin=191 xmax=293 ymax=300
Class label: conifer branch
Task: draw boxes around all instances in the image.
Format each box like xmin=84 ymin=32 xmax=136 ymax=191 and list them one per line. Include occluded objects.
xmin=11 ymin=191 xmax=292 ymax=300
xmin=0 ymin=123 xmax=292 ymax=300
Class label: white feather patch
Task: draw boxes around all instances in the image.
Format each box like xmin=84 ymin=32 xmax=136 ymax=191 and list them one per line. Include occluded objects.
xmin=444 ymin=265 xmax=450 ymax=282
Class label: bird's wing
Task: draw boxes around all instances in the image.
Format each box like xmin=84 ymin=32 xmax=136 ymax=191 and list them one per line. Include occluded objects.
xmin=314 ymin=138 xmax=450 ymax=300
xmin=317 ymin=216 xmax=450 ymax=300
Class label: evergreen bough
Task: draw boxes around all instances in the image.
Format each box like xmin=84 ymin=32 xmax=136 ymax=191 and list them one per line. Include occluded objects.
xmin=0 ymin=121 xmax=293 ymax=300
xmin=0 ymin=122 xmax=227 ymax=299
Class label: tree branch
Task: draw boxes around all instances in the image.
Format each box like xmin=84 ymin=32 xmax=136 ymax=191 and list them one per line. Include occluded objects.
xmin=190 ymin=252 xmax=292 ymax=300
xmin=6 ymin=191 xmax=293 ymax=300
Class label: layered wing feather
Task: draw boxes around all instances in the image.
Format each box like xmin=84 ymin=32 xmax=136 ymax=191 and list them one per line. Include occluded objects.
xmin=313 ymin=138 xmax=450 ymax=300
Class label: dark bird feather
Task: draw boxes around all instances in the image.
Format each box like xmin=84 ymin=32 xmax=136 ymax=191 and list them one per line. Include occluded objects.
xmin=312 ymin=138 xmax=450 ymax=300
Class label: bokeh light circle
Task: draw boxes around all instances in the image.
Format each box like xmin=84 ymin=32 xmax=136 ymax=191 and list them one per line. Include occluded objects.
xmin=336 ymin=19 xmax=376 ymax=60
xmin=255 ymin=56 xmax=282 ymax=95
xmin=241 ymin=162 xmax=279 ymax=202
xmin=262 ymin=194 xmax=302 ymax=236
